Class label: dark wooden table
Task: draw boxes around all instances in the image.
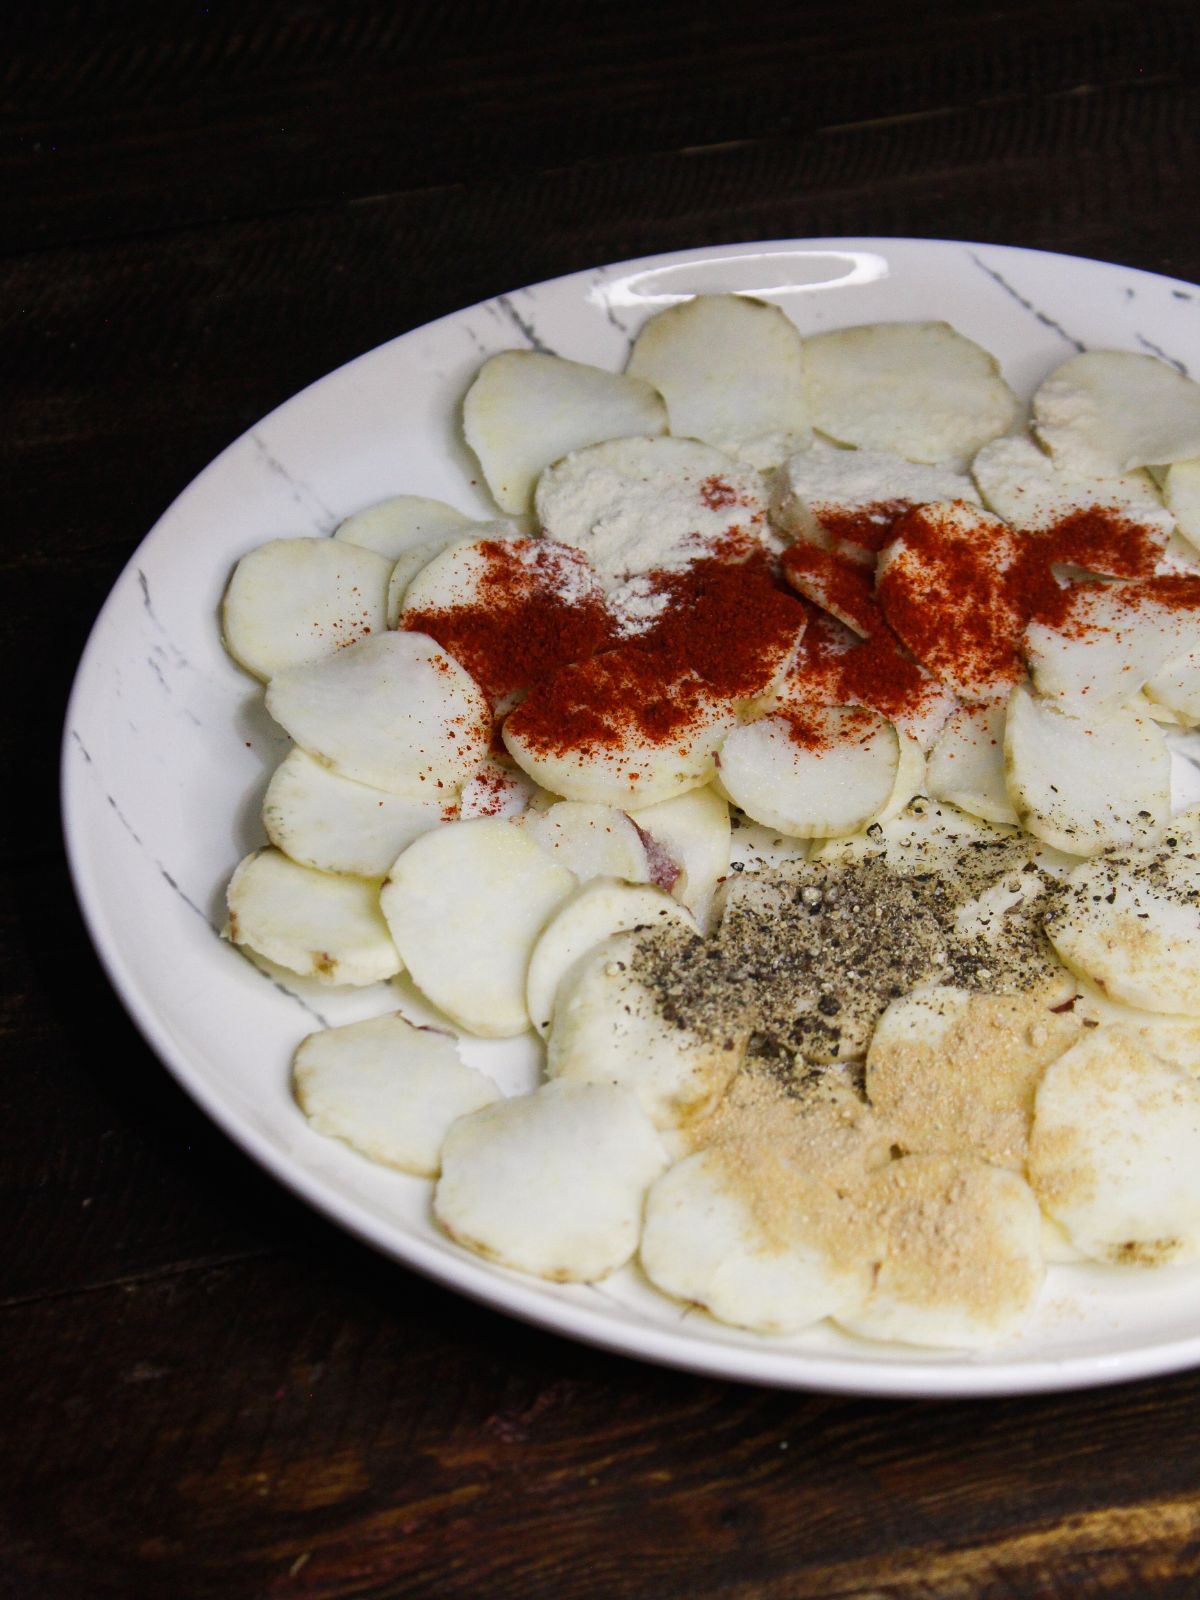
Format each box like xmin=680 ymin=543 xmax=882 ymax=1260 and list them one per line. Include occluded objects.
xmin=7 ymin=3 xmax=1200 ymax=1595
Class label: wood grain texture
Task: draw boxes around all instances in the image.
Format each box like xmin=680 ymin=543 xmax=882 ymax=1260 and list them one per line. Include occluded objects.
xmin=7 ymin=1 xmax=1200 ymax=1594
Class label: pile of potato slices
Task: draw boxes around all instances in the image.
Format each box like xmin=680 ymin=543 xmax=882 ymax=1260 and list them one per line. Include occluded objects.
xmin=221 ymin=293 xmax=1200 ymax=1350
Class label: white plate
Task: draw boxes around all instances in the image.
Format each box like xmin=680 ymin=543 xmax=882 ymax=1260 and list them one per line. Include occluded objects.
xmin=63 ymin=238 xmax=1200 ymax=1398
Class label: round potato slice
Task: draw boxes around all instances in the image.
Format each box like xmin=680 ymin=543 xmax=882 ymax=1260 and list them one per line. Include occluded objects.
xmin=225 ymin=847 xmax=401 ymax=986
xmin=1032 ymin=350 xmax=1200 ymax=477
xmin=626 ymin=292 xmax=810 ymax=463
xmin=292 ymin=1013 xmax=501 ymax=1175
xmin=526 ymin=878 xmax=695 ymax=1038
xmin=380 ymin=818 xmax=576 ymax=1037
xmin=263 ymin=747 xmax=450 ymax=878
xmin=521 ymin=801 xmax=650 ymax=884
xmin=1044 ymin=838 xmax=1200 ymax=1016
xmin=865 ymin=986 xmax=1082 ymax=1169
xmin=1024 ymin=578 xmax=1200 ymax=712
xmin=927 ymin=701 xmax=1018 ymax=825
xmin=716 ymin=707 xmax=901 ymax=839
xmin=534 ymin=434 xmax=769 ymax=593
xmin=1145 ymin=643 xmax=1200 ymax=725
xmin=627 ymin=784 xmax=731 ymax=920
xmin=1164 ymin=459 xmax=1200 ymax=545
xmin=463 ymin=350 xmax=667 ymax=514
xmin=1004 ymin=683 xmax=1170 ymax=857
xmin=434 ymin=1081 xmax=666 ymax=1282
xmin=458 ymin=756 xmax=541 ymax=821
xmin=265 ymin=631 xmax=491 ymax=796
xmin=972 ymin=433 xmax=1173 ymax=540
xmin=803 ymin=321 xmax=1019 ymax=468
xmin=1072 ymin=978 xmax=1200 ymax=1076
xmin=1028 ymin=1028 xmax=1200 ymax=1264
xmin=837 ymin=1153 xmax=1045 ymax=1349
xmin=639 ymin=1149 xmax=875 ymax=1335
xmin=386 ymin=536 xmax=471 ymax=626
xmin=222 ymin=537 xmax=392 ymax=681
xmin=333 ymin=494 xmax=475 ymax=559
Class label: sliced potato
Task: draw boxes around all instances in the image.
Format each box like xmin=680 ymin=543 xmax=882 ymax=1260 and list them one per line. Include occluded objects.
xmin=222 ymin=537 xmax=392 ymax=681
xmin=779 ymin=543 xmax=882 ymax=636
xmin=803 ymin=321 xmax=1019 ymax=467
xmin=927 ymin=701 xmax=1018 ymax=825
xmin=526 ymin=878 xmax=695 ymax=1037
xmin=534 ymin=435 xmax=768 ymax=591
xmin=627 ymin=784 xmax=731 ymax=919
xmin=458 ymin=756 xmax=541 ymax=821
xmin=1024 ymin=579 xmax=1200 ymax=712
xmin=463 ymin=350 xmax=667 ymax=514
xmin=1003 ymin=683 xmax=1170 ymax=856
xmin=263 ymin=746 xmax=450 ymax=878
xmin=716 ymin=707 xmax=901 ymax=839
xmin=333 ymin=494 xmax=474 ymax=559
xmin=225 ymin=847 xmax=401 ymax=986
xmin=380 ymin=818 xmax=575 ymax=1037
xmin=639 ymin=1150 xmax=874 ymax=1334
xmin=626 ymin=293 xmax=809 ymax=463
xmin=1145 ymin=642 xmax=1200 ymax=724
xmin=1033 ymin=350 xmax=1200 ymax=477
xmin=292 ymin=1012 xmax=500 ymax=1175
xmin=1044 ymin=838 xmax=1200 ymax=1016
xmin=434 ymin=1080 xmax=666 ymax=1281
xmin=265 ymin=631 xmax=491 ymax=795
xmin=386 ymin=537 xmax=467 ymax=626
xmin=1072 ymin=978 xmax=1200 ymax=1076
xmin=1028 ymin=1028 xmax=1200 ymax=1264
xmin=972 ymin=433 xmax=1173 ymax=541
xmin=522 ymin=801 xmax=650 ymax=884
xmin=1164 ymin=459 xmax=1200 ymax=544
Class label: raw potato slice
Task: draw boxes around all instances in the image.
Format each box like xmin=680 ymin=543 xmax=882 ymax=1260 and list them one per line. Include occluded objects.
xmin=716 ymin=707 xmax=900 ymax=839
xmin=1164 ymin=460 xmax=1200 ymax=544
xmin=292 ymin=1013 xmax=500 ymax=1175
xmin=1033 ymin=351 xmax=1200 ymax=477
xmin=434 ymin=1081 xmax=666 ymax=1281
xmin=333 ymin=494 xmax=475 ymax=559
xmin=1004 ymin=683 xmax=1170 ymax=856
xmin=222 ymin=537 xmax=392 ymax=681
xmin=927 ymin=702 xmax=1018 ymax=825
xmin=1073 ymin=978 xmax=1200 ymax=1076
xmin=526 ymin=878 xmax=695 ymax=1037
xmin=626 ymin=293 xmax=810 ymax=462
xmin=772 ymin=446 xmax=980 ymax=563
xmin=865 ymin=986 xmax=1082 ymax=1168
xmin=876 ymin=730 xmax=926 ymax=825
xmin=804 ymin=322 xmax=1019 ymax=467
xmin=265 ymin=631 xmax=491 ymax=795
xmin=628 ymin=785 xmax=731 ymax=919
xmin=380 ymin=818 xmax=575 ymax=1037
xmin=386 ymin=537 xmax=467 ymax=626
xmin=837 ymin=1154 xmax=1045 ymax=1349
xmin=1024 ymin=579 xmax=1200 ymax=712
xmin=458 ymin=756 xmax=540 ymax=821
xmin=639 ymin=1150 xmax=874 ymax=1335
xmin=813 ymin=794 xmax=1020 ymax=869
xmin=463 ymin=350 xmax=667 ymax=514
xmin=1145 ymin=643 xmax=1200 ymax=724
xmin=522 ymin=801 xmax=650 ymax=884
xmin=225 ymin=847 xmax=401 ymax=986
xmin=972 ymin=434 xmax=1173 ymax=540
xmin=779 ymin=543 xmax=883 ymax=636
xmin=1044 ymin=839 xmax=1200 ymax=1016
xmin=534 ymin=435 xmax=768 ymax=591
xmin=1028 ymin=1029 xmax=1200 ymax=1264
xmin=546 ymin=928 xmax=747 ymax=1129
xmin=263 ymin=747 xmax=450 ymax=878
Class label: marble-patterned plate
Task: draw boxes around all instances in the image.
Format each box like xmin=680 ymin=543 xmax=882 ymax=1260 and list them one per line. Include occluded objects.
xmin=62 ymin=239 xmax=1200 ymax=1397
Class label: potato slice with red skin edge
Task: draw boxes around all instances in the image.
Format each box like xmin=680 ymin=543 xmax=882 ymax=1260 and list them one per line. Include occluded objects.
xmin=464 ymin=350 xmax=667 ymax=514
xmin=639 ymin=1150 xmax=874 ymax=1334
xmin=292 ymin=1013 xmax=501 ymax=1176
xmin=521 ymin=801 xmax=650 ymax=884
xmin=434 ymin=1081 xmax=667 ymax=1282
xmin=1024 ymin=578 xmax=1200 ymax=713
xmin=877 ymin=502 xmax=1027 ymax=703
xmin=627 ymin=784 xmax=731 ymax=919
xmin=1033 ymin=351 xmax=1200 ymax=477
xmin=526 ymin=878 xmax=695 ymax=1038
xmin=1003 ymin=683 xmax=1170 ymax=857
xmin=222 ymin=537 xmax=392 ymax=682
xmin=1028 ymin=1029 xmax=1200 ymax=1265
xmin=927 ymin=701 xmax=1018 ymax=826
xmin=263 ymin=747 xmax=452 ymax=878
xmin=626 ymin=293 xmax=810 ymax=463
xmin=534 ymin=434 xmax=769 ymax=593
xmin=1045 ymin=839 xmax=1200 ymax=1017
xmin=716 ymin=706 xmax=901 ymax=839
xmin=836 ymin=1154 xmax=1044 ymax=1349
xmin=225 ymin=847 xmax=401 ymax=986
xmin=265 ymin=631 xmax=491 ymax=796
xmin=972 ymin=434 xmax=1173 ymax=545
xmin=546 ymin=929 xmax=747 ymax=1130
xmin=333 ymin=495 xmax=475 ymax=559
xmin=772 ymin=446 xmax=980 ymax=564
xmin=804 ymin=322 xmax=1019 ymax=468
xmin=458 ymin=756 xmax=540 ymax=821
xmin=780 ymin=543 xmax=883 ymax=637
xmin=380 ymin=818 xmax=575 ymax=1037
